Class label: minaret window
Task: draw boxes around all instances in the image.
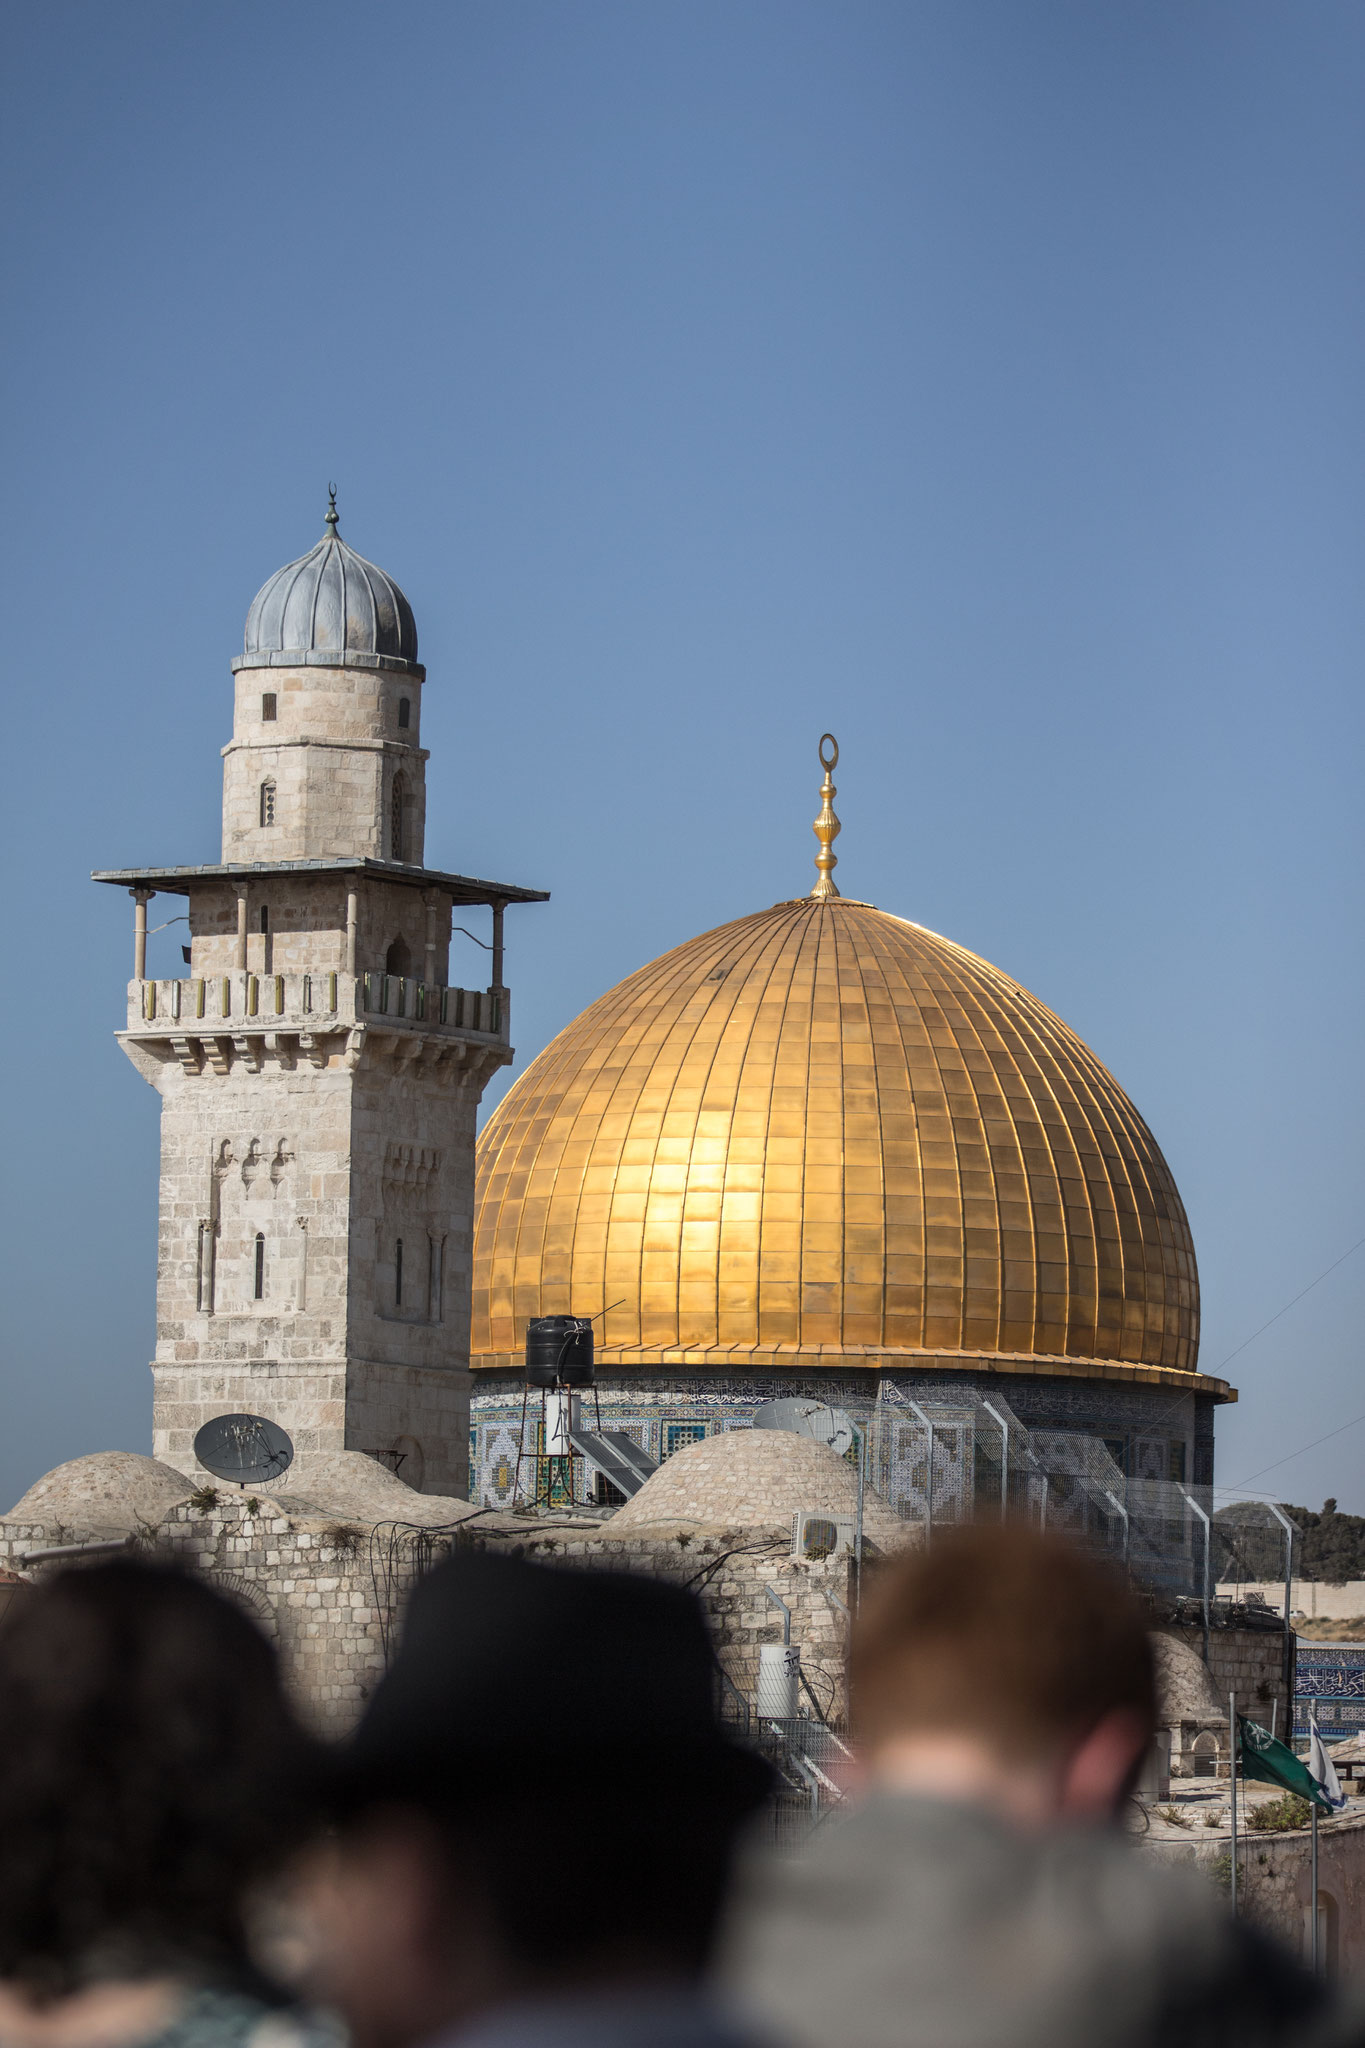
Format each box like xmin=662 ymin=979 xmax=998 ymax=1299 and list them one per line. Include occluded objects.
xmin=390 ymin=775 xmax=406 ymax=860
xmin=253 ymin=1233 xmax=265 ymax=1300
xmin=260 ymin=780 xmax=276 ymax=828
xmin=398 ymin=697 xmax=411 ymax=729
xmin=395 ymin=1237 xmax=404 ymax=1307
xmin=262 ymin=693 xmax=277 ymax=721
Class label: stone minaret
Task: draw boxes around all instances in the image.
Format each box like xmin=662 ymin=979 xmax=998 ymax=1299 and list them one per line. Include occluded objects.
xmin=97 ymin=499 xmax=547 ymax=1493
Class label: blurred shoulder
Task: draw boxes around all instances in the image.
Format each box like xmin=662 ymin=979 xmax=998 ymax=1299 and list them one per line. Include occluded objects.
xmin=146 ymin=1992 xmax=345 ymax=2048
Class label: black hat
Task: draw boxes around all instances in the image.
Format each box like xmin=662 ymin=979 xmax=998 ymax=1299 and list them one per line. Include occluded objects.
xmin=341 ymin=1548 xmax=771 ymax=1814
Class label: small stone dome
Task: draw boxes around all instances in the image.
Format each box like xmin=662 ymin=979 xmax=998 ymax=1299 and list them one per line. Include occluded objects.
xmin=236 ymin=495 xmax=422 ymax=677
xmin=268 ymin=1450 xmax=481 ymax=1529
xmin=3 ymin=1452 xmax=193 ymax=1537
xmin=609 ymin=1426 xmax=908 ymax=1548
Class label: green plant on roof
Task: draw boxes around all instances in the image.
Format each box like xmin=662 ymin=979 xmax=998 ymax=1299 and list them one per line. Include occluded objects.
xmin=1248 ymin=1793 xmax=1313 ymax=1832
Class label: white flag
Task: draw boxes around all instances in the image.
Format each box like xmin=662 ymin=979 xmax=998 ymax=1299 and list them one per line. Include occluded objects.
xmin=1309 ymin=1710 xmax=1346 ymax=1812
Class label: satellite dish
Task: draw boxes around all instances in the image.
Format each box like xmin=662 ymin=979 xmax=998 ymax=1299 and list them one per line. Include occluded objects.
xmin=193 ymin=1413 xmax=294 ymax=1487
xmin=751 ymin=1399 xmax=855 ymax=1458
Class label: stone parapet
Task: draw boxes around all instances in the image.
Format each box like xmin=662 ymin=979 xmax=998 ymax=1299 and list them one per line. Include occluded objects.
xmin=121 ymin=973 xmax=509 ymax=1088
xmin=128 ymin=973 xmax=505 ymax=1040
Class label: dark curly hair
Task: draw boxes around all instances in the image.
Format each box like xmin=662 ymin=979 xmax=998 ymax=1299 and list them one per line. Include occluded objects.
xmin=0 ymin=1560 xmax=323 ymax=1996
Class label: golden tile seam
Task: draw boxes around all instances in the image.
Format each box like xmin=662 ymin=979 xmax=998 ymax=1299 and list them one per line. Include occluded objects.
xmin=964 ymin=952 xmax=1181 ymax=1369
xmin=944 ymin=941 xmax=1110 ymax=1360
xmin=834 ymin=903 xmax=886 ymax=1351
xmin=749 ymin=904 xmax=816 ymax=1352
xmin=673 ymin=906 xmax=792 ymax=1349
xmin=864 ymin=910 xmax=936 ymax=1352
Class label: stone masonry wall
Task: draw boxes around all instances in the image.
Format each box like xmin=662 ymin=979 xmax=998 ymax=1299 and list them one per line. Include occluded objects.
xmin=222 ymin=664 xmax=427 ymax=865
xmin=0 ymin=1502 xmax=395 ymax=1737
xmin=1148 ymin=1817 xmax=1365 ymax=1975
xmin=1173 ymin=1621 xmax=1292 ymax=1728
xmin=137 ymin=981 xmax=485 ymax=1497
xmin=513 ymin=1524 xmax=854 ymax=1724
xmin=0 ymin=1501 xmax=853 ymax=1738
xmin=185 ymin=877 xmax=452 ymax=986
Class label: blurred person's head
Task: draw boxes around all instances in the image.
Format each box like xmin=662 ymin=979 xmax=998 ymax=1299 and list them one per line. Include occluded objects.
xmin=0 ymin=1558 xmax=320 ymax=1998
xmin=314 ymin=1550 xmax=770 ymax=2048
xmin=851 ymin=1523 xmax=1157 ymax=1827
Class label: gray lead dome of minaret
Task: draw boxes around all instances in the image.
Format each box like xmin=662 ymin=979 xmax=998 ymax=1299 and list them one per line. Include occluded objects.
xmin=235 ymin=490 xmax=422 ymax=676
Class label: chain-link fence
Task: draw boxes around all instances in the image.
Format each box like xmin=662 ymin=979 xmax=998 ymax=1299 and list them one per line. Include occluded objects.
xmin=867 ymin=1384 xmax=1294 ymax=1616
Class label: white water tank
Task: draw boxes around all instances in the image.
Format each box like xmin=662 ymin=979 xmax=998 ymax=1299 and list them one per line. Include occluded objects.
xmin=757 ymin=1641 xmax=802 ymax=1719
xmin=543 ymin=1389 xmax=577 ymax=1456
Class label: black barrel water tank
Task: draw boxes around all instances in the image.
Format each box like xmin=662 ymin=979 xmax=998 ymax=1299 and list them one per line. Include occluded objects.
xmin=525 ymin=1315 xmax=595 ymax=1387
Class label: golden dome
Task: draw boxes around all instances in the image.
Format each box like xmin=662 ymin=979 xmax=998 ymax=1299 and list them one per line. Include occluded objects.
xmin=473 ymin=896 xmax=1222 ymax=1398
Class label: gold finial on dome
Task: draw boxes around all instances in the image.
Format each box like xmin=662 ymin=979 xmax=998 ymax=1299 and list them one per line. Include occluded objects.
xmin=810 ymin=733 xmax=841 ymax=900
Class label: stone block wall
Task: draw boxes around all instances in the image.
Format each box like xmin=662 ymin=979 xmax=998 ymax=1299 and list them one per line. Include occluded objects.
xmin=0 ymin=1502 xmax=854 ymax=1738
xmin=185 ymin=877 xmax=453 ymax=986
xmin=512 ymin=1525 xmax=854 ymax=1723
xmin=132 ymin=990 xmax=484 ymax=1495
xmin=1148 ymin=1817 xmax=1365 ymax=1975
xmin=1173 ymin=1621 xmax=1293 ymax=1726
xmin=0 ymin=1501 xmax=400 ymax=1737
xmin=222 ymin=664 xmax=427 ymax=866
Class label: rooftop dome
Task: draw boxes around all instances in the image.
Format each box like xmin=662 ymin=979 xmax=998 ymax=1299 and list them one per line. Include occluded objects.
xmin=608 ymin=1426 xmax=907 ymax=1547
xmin=473 ymin=893 xmax=1219 ymax=1398
xmin=268 ymin=1451 xmax=481 ymax=1528
xmin=235 ymin=492 xmax=421 ymax=676
xmin=4 ymin=1452 xmax=192 ymax=1536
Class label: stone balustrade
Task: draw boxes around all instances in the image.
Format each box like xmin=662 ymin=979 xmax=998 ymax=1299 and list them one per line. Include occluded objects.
xmin=127 ymin=972 xmax=506 ymax=1041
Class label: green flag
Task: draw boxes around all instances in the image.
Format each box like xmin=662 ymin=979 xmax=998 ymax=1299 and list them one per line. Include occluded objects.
xmin=1238 ymin=1716 xmax=1334 ymax=1811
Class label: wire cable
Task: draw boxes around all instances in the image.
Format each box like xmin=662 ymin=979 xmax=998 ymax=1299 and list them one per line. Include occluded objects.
xmin=1210 ymin=1234 xmax=1365 ymax=1374
xmin=1221 ymin=1409 xmax=1365 ymax=1493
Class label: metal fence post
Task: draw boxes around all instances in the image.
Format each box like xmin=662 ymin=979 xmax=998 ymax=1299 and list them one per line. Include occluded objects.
xmin=981 ymin=1399 xmax=1010 ymax=1520
xmin=1181 ymin=1488 xmax=1212 ymax=1666
xmin=1229 ymin=1690 xmax=1238 ymax=1917
xmin=853 ymin=1421 xmax=866 ymax=1610
xmin=1264 ymin=1500 xmax=1297 ymax=1693
xmin=906 ymin=1399 xmax=936 ymax=1542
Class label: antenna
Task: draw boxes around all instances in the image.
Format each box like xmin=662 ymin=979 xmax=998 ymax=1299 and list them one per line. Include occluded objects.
xmin=193 ymin=1413 xmax=294 ymax=1489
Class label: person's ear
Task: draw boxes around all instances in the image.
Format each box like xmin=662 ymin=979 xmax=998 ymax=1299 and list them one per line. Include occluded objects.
xmin=1058 ymin=1710 xmax=1151 ymax=1821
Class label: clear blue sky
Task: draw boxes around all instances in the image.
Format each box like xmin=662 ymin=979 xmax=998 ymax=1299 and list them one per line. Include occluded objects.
xmin=2 ymin=2 xmax=1361 ymax=1514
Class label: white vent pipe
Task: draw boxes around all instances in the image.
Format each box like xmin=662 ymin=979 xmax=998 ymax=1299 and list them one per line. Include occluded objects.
xmin=757 ymin=1642 xmax=802 ymax=1719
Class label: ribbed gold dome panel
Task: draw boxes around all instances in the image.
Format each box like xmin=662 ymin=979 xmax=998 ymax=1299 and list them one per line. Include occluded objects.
xmin=472 ymin=898 xmax=1208 ymax=1389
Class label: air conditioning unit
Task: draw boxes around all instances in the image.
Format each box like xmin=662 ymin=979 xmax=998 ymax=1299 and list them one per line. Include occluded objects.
xmin=792 ymin=1511 xmax=856 ymax=1561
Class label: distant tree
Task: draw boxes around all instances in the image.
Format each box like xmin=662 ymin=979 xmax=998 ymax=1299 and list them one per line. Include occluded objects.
xmin=1213 ymin=1500 xmax=1365 ymax=1585
xmin=1281 ymin=1500 xmax=1365 ymax=1584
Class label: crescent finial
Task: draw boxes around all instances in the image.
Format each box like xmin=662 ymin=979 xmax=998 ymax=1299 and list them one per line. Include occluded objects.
xmin=810 ymin=733 xmax=841 ymax=900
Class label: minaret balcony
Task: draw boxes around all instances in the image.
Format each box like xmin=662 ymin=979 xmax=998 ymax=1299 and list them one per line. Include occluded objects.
xmin=122 ymin=970 xmax=510 ymax=1079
